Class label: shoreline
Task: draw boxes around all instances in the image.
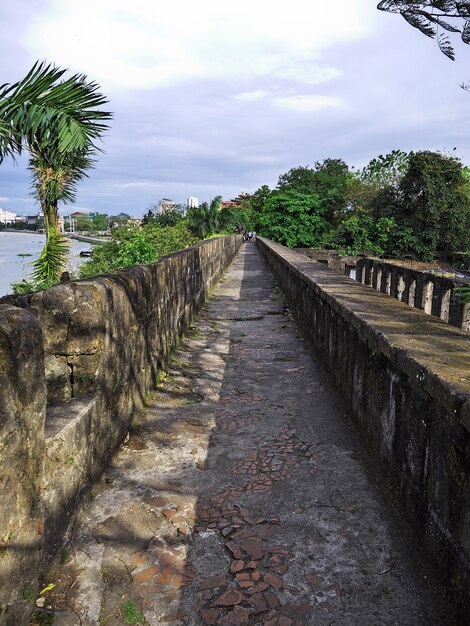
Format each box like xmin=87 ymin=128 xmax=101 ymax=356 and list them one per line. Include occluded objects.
xmin=68 ymin=233 xmax=108 ymax=244
xmin=0 ymin=229 xmax=108 ymax=244
xmin=0 ymin=228 xmax=42 ymax=234
xmin=0 ymin=232 xmax=92 ymax=297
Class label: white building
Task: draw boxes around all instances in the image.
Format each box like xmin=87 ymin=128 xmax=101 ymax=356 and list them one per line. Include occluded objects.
xmin=187 ymin=197 xmax=199 ymax=208
xmin=159 ymin=198 xmax=176 ymax=214
xmin=0 ymin=208 xmax=17 ymax=224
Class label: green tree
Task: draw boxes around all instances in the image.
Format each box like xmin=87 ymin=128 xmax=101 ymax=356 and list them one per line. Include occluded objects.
xmin=357 ymin=149 xmax=410 ymax=220
xmin=187 ymin=204 xmax=209 ymax=239
xmin=377 ymin=1 xmax=470 ymax=60
xmin=258 ymin=189 xmax=328 ymax=248
xmin=142 ymin=204 xmax=185 ymax=227
xmin=0 ymin=61 xmax=112 ymax=283
xmin=80 ymin=220 xmax=197 ymax=278
xmin=277 ymin=159 xmax=353 ymax=222
xmin=325 ymin=211 xmax=396 ymax=255
xmin=109 ymin=213 xmax=131 ymax=228
xmin=218 ymin=205 xmax=253 ymax=233
xmin=277 ymin=166 xmax=318 ymax=194
xmin=250 ymin=185 xmax=272 ymax=213
xmin=311 ymin=158 xmax=353 ymax=222
xmin=394 ymin=150 xmax=470 ymax=259
xmin=360 ymin=149 xmax=410 ymax=191
xmin=187 ymin=196 xmax=221 ymax=239
xmin=89 ymin=212 xmax=108 ymax=231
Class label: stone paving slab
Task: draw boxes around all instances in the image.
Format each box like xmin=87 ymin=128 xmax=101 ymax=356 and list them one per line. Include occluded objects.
xmin=40 ymin=244 xmax=445 ymax=625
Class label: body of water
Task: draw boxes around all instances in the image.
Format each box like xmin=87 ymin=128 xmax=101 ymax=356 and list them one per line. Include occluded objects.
xmin=0 ymin=231 xmax=92 ymax=297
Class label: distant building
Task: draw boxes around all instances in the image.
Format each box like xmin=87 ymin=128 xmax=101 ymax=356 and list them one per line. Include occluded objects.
xmin=159 ymin=198 xmax=176 ymax=214
xmin=25 ymin=214 xmax=42 ymax=226
xmin=127 ymin=217 xmax=143 ymax=227
xmin=220 ymin=193 xmax=251 ymax=210
xmin=0 ymin=208 xmax=17 ymax=224
xmin=220 ymin=200 xmax=239 ymax=210
xmin=187 ymin=196 xmax=199 ymax=208
xmin=65 ymin=212 xmax=92 ymax=233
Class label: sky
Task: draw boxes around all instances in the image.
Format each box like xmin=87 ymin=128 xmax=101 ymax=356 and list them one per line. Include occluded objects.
xmin=2 ymin=0 xmax=470 ymax=217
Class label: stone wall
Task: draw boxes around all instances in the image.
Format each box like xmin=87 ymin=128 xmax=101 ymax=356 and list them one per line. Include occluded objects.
xmin=295 ymin=247 xmax=360 ymax=274
xmin=257 ymin=237 xmax=470 ymax=619
xmin=356 ymin=257 xmax=470 ymax=332
xmin=0 ymin=235 xmax=241 ymax=625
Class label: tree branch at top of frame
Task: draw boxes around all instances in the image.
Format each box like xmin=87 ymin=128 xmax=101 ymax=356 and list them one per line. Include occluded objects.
xmin=377 ymin=1 xmax=470 ymax=59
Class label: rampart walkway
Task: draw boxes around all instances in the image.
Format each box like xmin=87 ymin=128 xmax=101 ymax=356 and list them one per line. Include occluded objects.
xmin=48 ymin=244 xmax=443 ymax=625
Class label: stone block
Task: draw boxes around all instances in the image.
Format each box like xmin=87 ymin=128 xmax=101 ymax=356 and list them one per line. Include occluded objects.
xmin=0 ymin=305 xmax=46 ymax=623
xmin=258 ymin=237 xmax=470 ymax=618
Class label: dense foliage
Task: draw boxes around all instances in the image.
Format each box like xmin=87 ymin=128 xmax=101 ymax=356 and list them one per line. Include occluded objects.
xmin=79 ymin=221 xmax=197 ymax=278
xmin=257 ymin=190 xmax=328 ymax=248
xmin=251 ymin=149 xmax=470 ymax=259
xmin=186 ymin=196 xmax=222 ymax=239
xmin=393 ymin=151 xmax=470 ymax=259
xmin=10 ymin=146 xmax=470 ymax=295
xmin=277 ymin=159 xmax=352 ymax=222
xmin=218 ymin=204 xmax=254 ymax=233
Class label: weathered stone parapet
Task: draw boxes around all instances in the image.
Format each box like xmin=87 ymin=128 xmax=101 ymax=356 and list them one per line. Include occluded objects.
xmin=0 ymin=235 xmax=241 ymax=624
xmin=0 ymin=307 xmax=46 ymax=625
xmin=295 ymin=247 xmax=360 ymax=274
xmin=257 ymin=237 xmax=470 ymax=619
xmin=356 ymin=257 xmax=470 ymax=332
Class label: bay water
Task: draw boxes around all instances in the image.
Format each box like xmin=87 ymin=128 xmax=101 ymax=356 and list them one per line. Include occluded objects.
xmin=0 ymin=232 xmax=91 ymax=297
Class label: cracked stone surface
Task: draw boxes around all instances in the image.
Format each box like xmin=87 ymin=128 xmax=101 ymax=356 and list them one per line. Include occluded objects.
xmin=43 ymin=243 xmax=445 ymax=625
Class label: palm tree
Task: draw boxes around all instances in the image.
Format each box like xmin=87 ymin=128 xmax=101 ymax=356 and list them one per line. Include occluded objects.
xmin=0 ymin=61 xmax=112 ymax=283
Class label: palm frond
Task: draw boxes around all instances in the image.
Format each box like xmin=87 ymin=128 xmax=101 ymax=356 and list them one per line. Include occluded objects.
xmin=462 ymin=18 xmax=470 ymax=41
xmin=29 ymin=149 xmax=95 ymax=206
xmin=33 ymin=231 xmax=69 ymax=283
xmin=438 ymin=32 xmax=456 ymax=57
xmin=377 ymin=1 xmax=403 ymax=13
xmin=401 ymin=12 xmax=437 ymax=38
xmin=427 ymin=14 xmax=462 ymax=32
xmin=0 ymin=60 xmax=112 ymax=163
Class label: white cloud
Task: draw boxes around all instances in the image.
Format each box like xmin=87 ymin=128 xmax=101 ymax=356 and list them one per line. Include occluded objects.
xmin=273 ymin=95 xmax=342 ymax=112
xmin=277 ymin=63 xmax=342 ymax=85
xmin=109 ymin=181 xmax=162 ymax=191
xmin=235 ymin=90 xmax=268 ymax=102
xmin=6 ymin=0 xmax=470 ymax=217
xmin=24 ymin=0 xmax=377 ymax=90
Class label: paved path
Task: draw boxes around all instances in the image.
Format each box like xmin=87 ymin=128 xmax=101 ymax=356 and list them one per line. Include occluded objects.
xmin=46 ymin=244 xmax=443 ymax=625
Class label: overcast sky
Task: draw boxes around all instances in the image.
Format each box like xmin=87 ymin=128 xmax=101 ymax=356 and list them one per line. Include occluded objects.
xmin=2 ymin=0 xmax=470 ymax=217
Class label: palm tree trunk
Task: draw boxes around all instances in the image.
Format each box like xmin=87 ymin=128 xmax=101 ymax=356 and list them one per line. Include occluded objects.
xmin=43 ymin=201 xmax=59 ymax=239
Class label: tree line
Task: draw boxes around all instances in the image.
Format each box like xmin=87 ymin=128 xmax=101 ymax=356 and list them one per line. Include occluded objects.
xmin=49 ymin=148 xmax=470 ymax=287
xmin=222 ymin=149 xmax=470 ymax=262
xmin=3 ymin=60 xmax=470 ymax=295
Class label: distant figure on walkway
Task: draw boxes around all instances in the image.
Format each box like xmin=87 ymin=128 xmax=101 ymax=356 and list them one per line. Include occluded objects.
xmin=248 ymin=231 xmax=253 ymax=241
xmin=252 ymin=231 xmax=257 ymax=240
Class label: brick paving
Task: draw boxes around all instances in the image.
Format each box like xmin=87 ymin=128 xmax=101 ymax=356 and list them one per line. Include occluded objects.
xmin=44 ymin=243 xmax=445 ymax=625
